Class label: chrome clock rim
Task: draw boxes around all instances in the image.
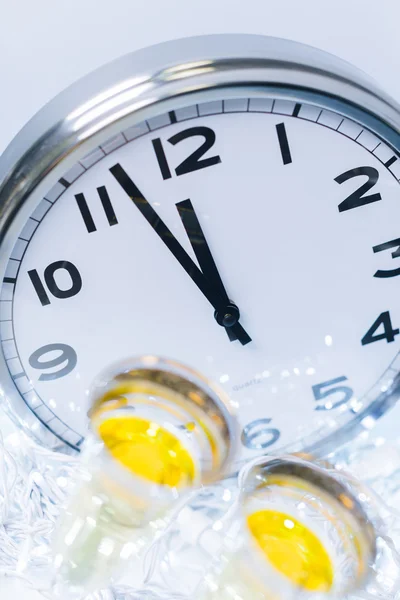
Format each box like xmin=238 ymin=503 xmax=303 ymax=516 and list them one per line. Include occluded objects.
xmin=1 ymin=34 xmax=400 ymax=453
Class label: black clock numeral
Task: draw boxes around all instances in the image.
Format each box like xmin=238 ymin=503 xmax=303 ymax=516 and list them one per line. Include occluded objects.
xmin=172 ymin=127 xmax=222 ymax=176
xmin=152 ymin=138 xmax=172 ymax=180
xmin=75 ymin=186 xmax=118 ymax=233
xmin=276 ymin=122 xmax=292 ymax=165
xmin=28 ymin=261 xmax=82 ymax=306
xmin=152 ymin=126 xmax=221 ymax=180
xmin=312 ymin=376 xmax=353 ymax=411
xmin=361 ymin=311 xmax=399 ymax=345
xmin=28 ymin=270 xmax=51 ymax=306
xmin=29 ymin=343 xmax=77 ymax=381
xmin=241 ymin=418 xmax=281 ymax=449
xmin=335 ymin=166 xmax=381 ymax=212
xmin=373 ymin=237 xmax=400 ymax=278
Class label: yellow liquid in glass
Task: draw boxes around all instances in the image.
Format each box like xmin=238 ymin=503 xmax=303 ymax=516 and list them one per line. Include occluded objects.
xmin=98 ymin=416 xmax=195 ymax=487
xmin=247 ymin=509 xmax=333 ymax=592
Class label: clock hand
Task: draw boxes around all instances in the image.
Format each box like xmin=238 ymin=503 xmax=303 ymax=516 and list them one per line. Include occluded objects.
xmin=110 ymin=163 xmax=252 ymax=345
xmin=176 ymin=199 xmax=240 ymax=342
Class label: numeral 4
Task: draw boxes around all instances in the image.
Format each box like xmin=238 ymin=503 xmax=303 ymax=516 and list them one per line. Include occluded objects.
xmin=361 ymin=311 xmax=399 ymax=345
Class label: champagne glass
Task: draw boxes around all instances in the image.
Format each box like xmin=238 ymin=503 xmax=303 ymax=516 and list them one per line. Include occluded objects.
xmin=52 ymin=355 xmax=238 ymax=593
xmin=200 ymin=454 xmax=377 ymax=599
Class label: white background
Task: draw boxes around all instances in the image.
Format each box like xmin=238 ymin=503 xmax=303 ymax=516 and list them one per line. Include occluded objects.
xmin=0 ymin=0 xmax=399 ymax=597
xmin=1 ymin=0 xmax=400 ymax=156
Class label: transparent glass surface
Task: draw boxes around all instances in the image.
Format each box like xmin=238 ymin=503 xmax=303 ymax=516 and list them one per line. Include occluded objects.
xmin=51 ymin=356 xmax=237 ymax=594
xmin=198 ymin=456 xmax=376 ymax=600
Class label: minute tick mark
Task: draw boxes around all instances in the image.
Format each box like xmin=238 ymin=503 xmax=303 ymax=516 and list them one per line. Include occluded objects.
xmin=292 ymin=103 xmax=301 ymax=117
xmin=384 ymin=156 xmax=397 ymax=169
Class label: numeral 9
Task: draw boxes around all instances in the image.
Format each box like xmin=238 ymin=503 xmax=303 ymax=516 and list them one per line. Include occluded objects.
xmin=29 ymin=343 xmax=77 ymax=381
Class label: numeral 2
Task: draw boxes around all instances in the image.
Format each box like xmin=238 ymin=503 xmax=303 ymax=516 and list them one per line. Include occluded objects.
xmin=28 ymin=261 xmax=82 ymax=306
xmin=75 ymin=186 xmax=118 ymax=233
xmin=152 ymin=126 xmax=221 ymax=180
xmin=335 ymin=166 xmax=381 ymax=212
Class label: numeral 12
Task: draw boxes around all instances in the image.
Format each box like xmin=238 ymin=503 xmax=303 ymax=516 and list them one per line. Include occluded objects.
xmin=152 ymin=126 xmax=221 ymax=180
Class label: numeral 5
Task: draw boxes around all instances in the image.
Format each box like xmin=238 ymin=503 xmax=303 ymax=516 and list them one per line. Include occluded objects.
xmin=313 ymin=376 xmax=353 ymax=411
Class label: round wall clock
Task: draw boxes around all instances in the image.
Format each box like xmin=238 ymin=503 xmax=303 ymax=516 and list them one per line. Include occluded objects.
xmin=1 ymin=34 xmax=400 ymax=467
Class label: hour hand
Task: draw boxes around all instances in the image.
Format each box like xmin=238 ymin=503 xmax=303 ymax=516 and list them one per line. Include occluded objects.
xmin=109 ymin=163 xmax=252 ymax=346
xmin=176 ymin=199 xmax=244 ymax=343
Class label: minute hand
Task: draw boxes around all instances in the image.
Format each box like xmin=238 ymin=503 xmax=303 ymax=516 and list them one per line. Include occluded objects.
xmin=176 ymin=198 xmax=239 ymax=342
xmin=110 ymin=163 xmax=251 ymax=345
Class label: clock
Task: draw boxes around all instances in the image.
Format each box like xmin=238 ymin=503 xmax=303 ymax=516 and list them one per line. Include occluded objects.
xmin=1 ymin=34 xmax=400 ymax=467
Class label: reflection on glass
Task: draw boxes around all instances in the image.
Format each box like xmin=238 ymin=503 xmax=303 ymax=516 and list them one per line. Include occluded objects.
xmin=200 ymin=455 xmax=376 ymax=600
xmin=52 ymin=356 xmax=237 ymax=593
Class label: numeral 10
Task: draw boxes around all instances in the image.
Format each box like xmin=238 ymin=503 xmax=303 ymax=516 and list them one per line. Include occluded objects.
xmin=28 ymin=261 xmax=82 ymax=306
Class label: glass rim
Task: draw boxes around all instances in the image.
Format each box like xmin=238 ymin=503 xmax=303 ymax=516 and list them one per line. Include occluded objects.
xmin=88 ymin=355 xmax=239 ymax=485
xmin=237 ymin=453 xmax=378 ymax=596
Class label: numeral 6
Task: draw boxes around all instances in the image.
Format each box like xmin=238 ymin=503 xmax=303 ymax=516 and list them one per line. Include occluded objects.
xmin=241 ymin=418 xmax=281 ymax=449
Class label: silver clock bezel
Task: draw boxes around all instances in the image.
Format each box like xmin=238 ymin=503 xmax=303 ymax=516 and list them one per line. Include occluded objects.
xmin=1 ymin=34 xmax=400 ymax=454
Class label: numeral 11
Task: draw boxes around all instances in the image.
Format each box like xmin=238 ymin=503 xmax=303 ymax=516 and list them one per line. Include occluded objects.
xmin=75 ymin=186 xmax=118 ymax=233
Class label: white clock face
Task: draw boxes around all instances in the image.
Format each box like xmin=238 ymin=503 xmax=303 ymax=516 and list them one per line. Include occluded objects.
xmin=2 ymin=96 xmax=400 ymax=461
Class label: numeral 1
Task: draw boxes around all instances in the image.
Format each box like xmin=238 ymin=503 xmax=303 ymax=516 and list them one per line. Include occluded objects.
xmin=275 ymin=122 xmax=292 ymax=165
xmin=75 ymin=186 xmax=118 ymax=233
